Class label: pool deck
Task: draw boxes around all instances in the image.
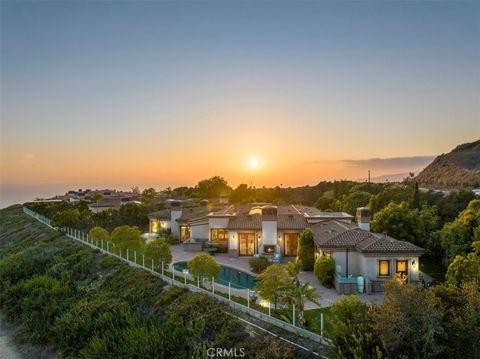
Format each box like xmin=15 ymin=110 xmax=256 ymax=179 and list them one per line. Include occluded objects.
xmin=169 ymin=244 xmax=385 ymax=308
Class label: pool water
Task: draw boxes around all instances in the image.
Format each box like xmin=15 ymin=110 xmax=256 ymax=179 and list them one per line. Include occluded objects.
xmin=173 ymin=261 xmax=256 ymax=289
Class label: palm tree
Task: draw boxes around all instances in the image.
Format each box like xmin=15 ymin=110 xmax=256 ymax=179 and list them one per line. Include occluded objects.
xmin=285 ymin=258 xmax=321 ymax=326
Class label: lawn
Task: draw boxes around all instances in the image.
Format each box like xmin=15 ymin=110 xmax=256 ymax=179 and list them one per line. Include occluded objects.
xmin=303 ymin=307 xmax=332 ymax=336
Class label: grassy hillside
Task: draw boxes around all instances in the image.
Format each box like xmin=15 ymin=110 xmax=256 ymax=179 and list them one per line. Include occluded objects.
xmin=416 ymin=140 xmax=480 ymax=189
xmin=0 ymin=205 xmax=310 ymax=358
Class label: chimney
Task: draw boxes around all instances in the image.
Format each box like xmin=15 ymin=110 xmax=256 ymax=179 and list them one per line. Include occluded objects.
xmin=170 ymin=200 xmax=182 ymax=238
xmin=356 ymin=207 xmax=371 ymax=231
xmin=261 ymin=205 xmax=278 ymax=254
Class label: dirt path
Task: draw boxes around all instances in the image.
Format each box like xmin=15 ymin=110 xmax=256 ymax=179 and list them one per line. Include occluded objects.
xmin=0 ymin=313 xmax=57 ymax=359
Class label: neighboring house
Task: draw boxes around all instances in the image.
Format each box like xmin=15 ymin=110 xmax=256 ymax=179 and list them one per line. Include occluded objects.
xmin=88 ymin=197 xmax=141 ymax=213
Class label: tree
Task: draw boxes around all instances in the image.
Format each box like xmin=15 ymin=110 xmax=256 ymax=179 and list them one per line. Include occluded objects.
xmin=187 ymin=253 xmax=220 ymax=282
xmin=195 ymin=176 xmax=232 ymax=199
xmin=440 ymin=199 xmax=480 ymax=261
xmin=375 ymin=280 xmax=445 ymax=358
xmin=145 ymin=237 xmax=172 ymax=268
xmin=119 ymin=202 xmax=148 ymax=228
xmin=296 ymin=229 xmax=315 ymax=271
xmin=90 ymin=193 xmax=102 ymax=204
xmin=341 ymin=191 xmax=372 ymax=216
xmin=314 ymin=196 xmax=335 ymax=211
xmin=52 ymin=208 xmax=81 ymax=228
xmin=445 ymin=241 xmax=480 ymax=288
xmin=314 ymin=256 xmax=335 ymax=287
xmin=285 ymin=258 xmax=320 ymax=325
xmin=255 ymin=264 xmax=292 ymax=309
xmin=141 ymin=188 xmax=156 ymax=206
xmin=88 ymin=226 xmax=110 ymax=243
xmin=110 ymin=225 xmax=142 ymax=252
xmin=371 ymin=202 xmax=422 ymax=245
xmin=368 ymin=185 xmax=412 ymax=214
xmin=411 ymin=181 xmax=420 ymax=209
xmin=437 ymin=190 xmax=476 ymax=223
xmin=328 ymin=295 xmax=383 ymax=359
xmin=229 ymin=184 xmax=253 ymax=203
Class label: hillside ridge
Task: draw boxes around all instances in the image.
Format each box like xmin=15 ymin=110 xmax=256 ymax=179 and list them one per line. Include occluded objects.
xmin=416 ymin=139 xmax=480 ymax=189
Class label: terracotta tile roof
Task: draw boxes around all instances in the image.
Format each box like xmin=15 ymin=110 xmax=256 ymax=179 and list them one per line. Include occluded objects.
xmin=277 ymin=215 xmax=308 ymax=229
xmin=356 ymin=234 xmax=424 ymax=253
xmin=148 ymin=209 xmax=171 ymax=220
xmin=227 ymin=214 xmax=262 ymax=230
xmin=311 ymin=220 xmax=424 ymax=254
xmin=176 ymin=207 xmax=210 ymax=223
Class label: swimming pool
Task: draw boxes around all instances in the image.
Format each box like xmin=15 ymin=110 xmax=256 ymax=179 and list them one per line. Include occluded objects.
xmin=173 ymin=261 xmax=256 ymax=289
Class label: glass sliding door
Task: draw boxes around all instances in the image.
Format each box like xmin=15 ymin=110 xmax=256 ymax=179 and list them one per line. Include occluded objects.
xmin=239 ymin=233 xmax=256 ymax=256
xmin=284 ymin=233 xmax=299 ymax=256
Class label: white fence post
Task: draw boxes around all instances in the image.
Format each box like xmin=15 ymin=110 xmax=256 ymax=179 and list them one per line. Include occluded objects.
xmin=101 ymin=239 xmax=103 ymax=250
xmin=134 ymin=251 xmax=137 ymax=264
xmin=320 ymin=313 xmax=324 ymax=337
xmin=293 ymin=304 xmax=296 ymax=327
xmin=268 ymin=302 xmax=271 ymax=317
xmin=247 ymin=289 xmax=250 ymax=308
xmin=152 ymin=259 xmax=154 ymax=271
xmin=172 ymin=268 xmax=175 ymax=284
xmin=127 ymin=249 xmax=129 ymax=261
xmin=228 ymin=282 xmax=231 ymax=302
xmin=212 ymin=277 xmax=215 ymax=294
xmin=161 ymin=261 xmax=164 ymax=276
xmin=197 ymin=277 xmax=200 ymax=288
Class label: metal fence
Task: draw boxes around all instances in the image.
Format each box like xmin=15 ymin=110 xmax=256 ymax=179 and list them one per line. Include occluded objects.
xmin=22 ymin=207 xmax=329 ymax=346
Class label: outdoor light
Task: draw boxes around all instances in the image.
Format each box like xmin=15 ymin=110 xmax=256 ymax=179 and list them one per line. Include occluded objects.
xmin=412 ymin=260 xmax=417 ymax=269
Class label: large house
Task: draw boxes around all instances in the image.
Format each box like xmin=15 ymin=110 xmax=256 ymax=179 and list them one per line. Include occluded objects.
xmin=149 ymin=203 xmax=424 ymax=292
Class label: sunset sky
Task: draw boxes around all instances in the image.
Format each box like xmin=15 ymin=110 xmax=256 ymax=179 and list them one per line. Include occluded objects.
xmin=1 ymin=1 xmax=479 ymax=191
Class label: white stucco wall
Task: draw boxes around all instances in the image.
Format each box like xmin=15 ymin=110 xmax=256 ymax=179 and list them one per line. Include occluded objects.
xmin=261 ymin=221 xmax=277 ymax=254
xmin=361 ymin=255 xmax=421 ymax=282
xmin=170 ymin=209 xmax=182 ymax=238
xmin=331 ymin=250 xmax=360 ymax=276
xmin=191 ymin=223 xmax=209 ymax=240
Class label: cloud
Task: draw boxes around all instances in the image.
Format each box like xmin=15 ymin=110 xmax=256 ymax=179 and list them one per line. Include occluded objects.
xmin=303 ymin=156 xmax=435 ymax=180
xmin=340 ymin=156 xmax=436 ymax=170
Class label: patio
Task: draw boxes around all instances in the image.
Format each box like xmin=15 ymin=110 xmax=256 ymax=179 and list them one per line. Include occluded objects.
xmin=169 ymin=244 xmax=385 ymax=308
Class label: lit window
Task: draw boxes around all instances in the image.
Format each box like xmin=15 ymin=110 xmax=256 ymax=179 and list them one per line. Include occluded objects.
xmin=151 ymin=220 xmax=159 ymax=233
xmin=396 ymin=260 xmax=408 ymax=273
xmin=211 ymin=229 xmax=228 ymax=244
xmin=378 ymin=260 xmax=390 ymax=276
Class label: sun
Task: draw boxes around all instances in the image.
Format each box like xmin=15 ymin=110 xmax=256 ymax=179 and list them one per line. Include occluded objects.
xmin=249 ymin=158 xmax=259 ymax=169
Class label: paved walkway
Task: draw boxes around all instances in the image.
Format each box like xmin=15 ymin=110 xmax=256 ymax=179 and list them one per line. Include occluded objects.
xmin=170 ymin=244 xmax=384 ymax=308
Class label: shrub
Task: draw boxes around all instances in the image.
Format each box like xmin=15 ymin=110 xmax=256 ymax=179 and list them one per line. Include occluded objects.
xmin=187 ymin=252 xmax=220 ymax=280
xmin=110 ymin=225 xmax=142 ymax=252
xmin=158 ymin=229 xmax=178 ymax=245
xmin=88 ymin=226 xmax=110 ymax=243
xmin=314 ymin=256 xmax=336 ymax=287
xmin=52 ymin=296 xmax=138 ymax=355
xmin=249 ymin=256 xmax=270 ymax=273
xmin=145 ymin=237 xmax=172 ymax=267
xmin=297 ymin=229 xmax=315 ymax=271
